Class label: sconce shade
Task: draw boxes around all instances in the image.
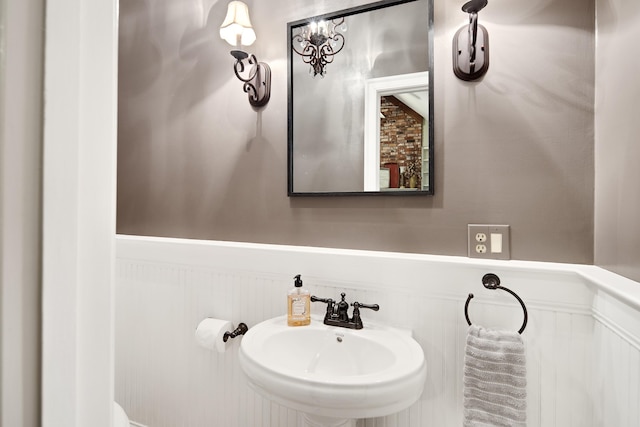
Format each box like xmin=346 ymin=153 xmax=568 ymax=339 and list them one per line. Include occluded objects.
xmin=220 ymin=1 xmax=256 ymax=47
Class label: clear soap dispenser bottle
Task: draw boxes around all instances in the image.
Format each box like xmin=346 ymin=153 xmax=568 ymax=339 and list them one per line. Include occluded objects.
xmin=287 ymin=274 xmax=310 ymax=326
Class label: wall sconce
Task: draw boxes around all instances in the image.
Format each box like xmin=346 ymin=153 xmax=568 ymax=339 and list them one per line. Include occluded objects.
xmin=292 ymin=18 xmax=347 ymax=78
xmin=220 ymin=1 xmax=271 ymax=108
xmin=453 ymin=0 xmax=489 ymax=81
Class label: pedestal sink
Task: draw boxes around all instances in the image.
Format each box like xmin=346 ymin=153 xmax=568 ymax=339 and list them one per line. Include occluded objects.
xmin=239 ymin=315 xmax=427 ymax=427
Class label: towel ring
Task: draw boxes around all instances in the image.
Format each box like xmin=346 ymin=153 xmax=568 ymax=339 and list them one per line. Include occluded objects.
xmin=464 ymin=273 xmax=528 ymax=334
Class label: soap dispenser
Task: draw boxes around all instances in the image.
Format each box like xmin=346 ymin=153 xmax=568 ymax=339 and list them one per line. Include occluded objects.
xmin=287 ymin=274 xmax=310 ymax=326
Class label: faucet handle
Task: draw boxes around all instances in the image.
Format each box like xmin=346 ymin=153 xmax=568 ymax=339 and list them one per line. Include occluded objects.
xmin=311 ymin=295 xmax=333 ymax=304
xmin=350 ymin=302 xmax=379 ymax=330
xmin=311 ymin=295 xmax=336 ymax=320
xmin=352 ymin=302 xmax=380 ymax=311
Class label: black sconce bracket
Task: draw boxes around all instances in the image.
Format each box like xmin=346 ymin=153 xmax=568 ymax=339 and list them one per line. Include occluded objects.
xmin=453 ymin=0 xmax=489 ymax=81
xmin=231 ymin=50 xmax=271 ymax=108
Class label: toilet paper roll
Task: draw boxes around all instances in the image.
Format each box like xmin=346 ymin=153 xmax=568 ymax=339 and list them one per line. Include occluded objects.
xmin=195 ymin=318 xmax=233 ymax=353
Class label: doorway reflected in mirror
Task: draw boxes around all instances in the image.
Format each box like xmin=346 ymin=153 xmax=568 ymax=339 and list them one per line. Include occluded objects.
xmin=380 ymin=93 xmax=426 ymax=191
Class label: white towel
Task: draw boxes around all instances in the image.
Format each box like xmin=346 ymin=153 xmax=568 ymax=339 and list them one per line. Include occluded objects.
xmin=463 ymin=325 xmax=527 ymax=426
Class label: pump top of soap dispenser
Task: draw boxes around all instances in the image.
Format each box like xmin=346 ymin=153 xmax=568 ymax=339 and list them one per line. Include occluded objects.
xmin=294 ymin=274 xmax=303 ymax=287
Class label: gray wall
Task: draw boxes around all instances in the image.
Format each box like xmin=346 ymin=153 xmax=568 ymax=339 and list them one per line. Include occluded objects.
xmin=594 ymin=0 xmax=640 ymax=282
xmin=0 ymin=0 xmax=43 ymax=425
xmin=117 ymin=0 xmax=595 ymax=264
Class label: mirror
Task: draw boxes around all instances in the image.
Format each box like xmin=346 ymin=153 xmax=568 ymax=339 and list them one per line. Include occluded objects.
xmin=287 ymin=0 xmax=433 ymax=196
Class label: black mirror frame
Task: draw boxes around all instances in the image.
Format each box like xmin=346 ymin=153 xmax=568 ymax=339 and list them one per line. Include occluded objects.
xmin=287 ymin=0 xmax=434 ymax=197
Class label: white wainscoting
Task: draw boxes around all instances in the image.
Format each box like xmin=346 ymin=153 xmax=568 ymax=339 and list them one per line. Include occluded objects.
xmin=115 ymin=235 xmax=640 ymax=427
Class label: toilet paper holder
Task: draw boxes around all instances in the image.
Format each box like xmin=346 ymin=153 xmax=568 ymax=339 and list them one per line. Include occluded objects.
xmin=223 ymin=322 xmax=249 ymax=342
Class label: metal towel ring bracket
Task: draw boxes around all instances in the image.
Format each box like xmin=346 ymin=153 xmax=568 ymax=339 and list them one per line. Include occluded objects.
xmin=464 ymin=273 xmax=528 ymax=334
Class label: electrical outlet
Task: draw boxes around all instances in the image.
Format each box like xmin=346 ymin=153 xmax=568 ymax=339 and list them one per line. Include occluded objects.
xmin=468 ymin=224 xmax=510 ymax=259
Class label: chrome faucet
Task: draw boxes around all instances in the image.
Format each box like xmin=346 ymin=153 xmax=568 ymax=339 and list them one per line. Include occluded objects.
xmin=311 ymin=292 xmax=379 ymax=330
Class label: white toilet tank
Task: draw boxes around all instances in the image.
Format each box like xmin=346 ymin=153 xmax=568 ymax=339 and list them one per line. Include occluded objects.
xmin=114 ymin=402 xmax=130 ymax=427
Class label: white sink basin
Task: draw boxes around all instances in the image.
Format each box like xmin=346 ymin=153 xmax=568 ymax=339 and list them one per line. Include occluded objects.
xmin=239 ymin=315 xmax=427 ymax=420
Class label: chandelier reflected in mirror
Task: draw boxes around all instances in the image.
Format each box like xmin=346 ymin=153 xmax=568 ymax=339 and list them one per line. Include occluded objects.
xmin=292 ymin=18 xmax=347 ymax=78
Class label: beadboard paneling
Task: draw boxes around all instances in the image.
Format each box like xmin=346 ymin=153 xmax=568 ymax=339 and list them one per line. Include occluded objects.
xmin=115 ymin=236 xmax=640 ymax=427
